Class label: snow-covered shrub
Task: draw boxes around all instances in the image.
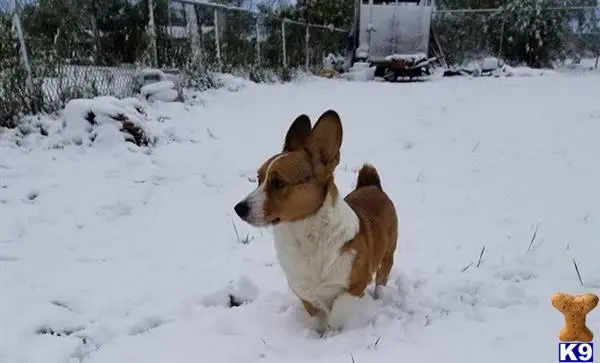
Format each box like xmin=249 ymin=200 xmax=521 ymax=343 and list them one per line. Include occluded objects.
xmin=247 ymin=67 xmax=280 ymax=84
xmin=494 ymin=0 xmax=571 ymax=68
xmin=431 ymin=10 xmax=502 ymax=67
xmin=61 ymin=96 xmax=155 ymax=147
xmin=179 ymin=64 xmax=227 ymax=92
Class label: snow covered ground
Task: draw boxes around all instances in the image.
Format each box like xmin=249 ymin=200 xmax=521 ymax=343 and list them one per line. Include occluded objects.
xmin=1 ymin=72 xmax=600 ymax=363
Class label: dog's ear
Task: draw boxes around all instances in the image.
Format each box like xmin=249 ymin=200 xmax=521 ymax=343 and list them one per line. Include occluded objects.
xmin=283 ymin=114 xmax=312 ymax=152
xmin=307 ymin=110 xmax=342 ymax=171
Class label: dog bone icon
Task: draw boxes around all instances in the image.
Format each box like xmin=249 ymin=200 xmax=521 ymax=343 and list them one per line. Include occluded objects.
xmin=551 ymin=292 xmax=598 ymax=342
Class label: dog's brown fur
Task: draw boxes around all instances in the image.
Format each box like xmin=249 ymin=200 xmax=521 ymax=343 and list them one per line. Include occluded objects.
xmin=343 ymin=165 xmax=398 ymax=297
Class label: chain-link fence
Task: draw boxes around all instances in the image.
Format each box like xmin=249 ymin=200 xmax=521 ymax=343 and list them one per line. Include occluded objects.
xmin=432 ymin=0 xmax=600 ymax=68
xmin=0 ymin=0 xmax=347 ymax=127
xmin=0 ymin=0 xmax=151 ymax=126
xmin=160 ymin=0 xmax=348 ymax=79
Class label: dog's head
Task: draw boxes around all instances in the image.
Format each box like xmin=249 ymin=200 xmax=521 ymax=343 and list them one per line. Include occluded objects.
xmin=234 ymin=110 xmax=343 ymax=227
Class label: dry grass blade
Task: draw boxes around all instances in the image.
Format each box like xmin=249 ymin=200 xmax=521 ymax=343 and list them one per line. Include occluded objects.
xmin=232 ymin=219 xmax=242 ymax=243
xmin=373 ymin=336 xmax=382 ymax=348
xmin=476 ymin=245 xmax=486 ymax=268
xmin=416 ymin=171 xmax=424 ymax=183
xmin=461 ymin=262 xmax=473 ymax=273
xmin=350 ymin=353 xmax=356 ymax=363
xmin=526 ymin=224 xmax=539 ymax=254
xmin=206 ymin=127 xmax=220 ymax=139
xmin=572 ymin=258 xmax=584 ymax=287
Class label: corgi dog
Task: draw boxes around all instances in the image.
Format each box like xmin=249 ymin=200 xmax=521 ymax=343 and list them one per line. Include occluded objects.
xmin=234 ymin=110 xmax=398 ymax=333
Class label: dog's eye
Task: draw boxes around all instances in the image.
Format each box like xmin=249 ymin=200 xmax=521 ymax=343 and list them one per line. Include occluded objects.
xmin=271 ymin=178 xmax=286 ymax=189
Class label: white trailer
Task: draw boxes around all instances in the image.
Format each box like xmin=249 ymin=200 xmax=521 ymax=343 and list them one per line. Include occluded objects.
xmin=349 ymin=0 xmax=437 ymax=81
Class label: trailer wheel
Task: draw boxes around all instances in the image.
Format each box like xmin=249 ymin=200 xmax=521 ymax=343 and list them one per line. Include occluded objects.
xmin=383 ymin=68 xmax=396 ymax=82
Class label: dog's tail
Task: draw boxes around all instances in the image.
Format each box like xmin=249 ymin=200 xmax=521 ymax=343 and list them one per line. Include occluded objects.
xmin=355 ymin=163 xmax=382 ymax=190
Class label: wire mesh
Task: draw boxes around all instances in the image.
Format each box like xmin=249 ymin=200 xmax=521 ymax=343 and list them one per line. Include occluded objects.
xmin=0 ymin=0 xmax=27 ymax=125
xmin=157 ymin=0 xmax=192 ymax=69
xmin=1 ymin=0 xmax=152 ymax=125
xmin=260 ymin=16 xmax=284 ymax=71
xmin=285 ymin=21 xmax=307 ymax=70
xmin=193 ymin=4 xmax=220 ymax=71
xmin=218 ymin=8 xmax=259 ymax=73
xmin=432 ymin=10 xmax=504 ymax=65
xmin=308 ymin=26 xmax=347 ymax=72
xmin=539 ymin=7 xmax=600 ymax=65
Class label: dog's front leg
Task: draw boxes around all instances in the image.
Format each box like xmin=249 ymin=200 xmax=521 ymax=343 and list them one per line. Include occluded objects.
xmin=302 ymin=299 xmax=327 ymax=334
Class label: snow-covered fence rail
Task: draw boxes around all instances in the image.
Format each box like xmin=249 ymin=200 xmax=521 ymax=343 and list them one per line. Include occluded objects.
xmin=432 ymin=0 xmax=600 ymax=68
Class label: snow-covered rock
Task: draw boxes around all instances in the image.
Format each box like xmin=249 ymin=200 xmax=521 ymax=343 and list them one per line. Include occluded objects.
xmin=481 ymin=57 xmax=502 ymax=71
xmin=134 ymin=69 xmax=183 ymax=103
xmin=343 ymin=62 xmax=376 ymax=82
xmin=496 ymin=64 xmax=557 ymax=77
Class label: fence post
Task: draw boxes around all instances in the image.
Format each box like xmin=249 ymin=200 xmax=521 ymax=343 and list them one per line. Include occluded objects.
xmin=281 ymin=19 xmax=287 ymax=69
xmin=305 ymin=24 xmax=310 ymax=72
xmin=256 ymin=17 xmax=261 ymax=67
xmin=497 ymin=7 xmax=506 ymax=66
xmin=185 ymin=3 xmax=202 ymax=66
xmin=214 ymin=8 xmax=222 ymax=70
xmin=147 ymin=0 xmax=158 ymax=67
xmin=10 ymin=0 xmax=32 ymax=92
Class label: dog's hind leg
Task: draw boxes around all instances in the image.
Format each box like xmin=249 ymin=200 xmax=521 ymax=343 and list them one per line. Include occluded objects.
xmin=374 ymin=229 xmax=397 ymax=299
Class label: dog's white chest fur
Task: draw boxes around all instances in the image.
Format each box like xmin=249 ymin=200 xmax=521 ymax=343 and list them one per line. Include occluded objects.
xmin=273 ymin=194 xmax=360 ymax=313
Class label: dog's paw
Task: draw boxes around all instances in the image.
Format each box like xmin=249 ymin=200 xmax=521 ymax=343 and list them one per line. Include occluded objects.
xmin=327 ymin=292 xmax=361 ymax=331
xmin=374 ymin=285 xmax=386 ymax=300
xmin=306 ymin=310 xmax=328 ymax=335
xmin=321 ymin=327 xmax=341 ymax=339
xmin=374 ymin=285 xmax=396 ymax=301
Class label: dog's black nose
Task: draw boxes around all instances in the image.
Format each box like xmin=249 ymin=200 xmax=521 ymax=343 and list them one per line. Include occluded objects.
xmin=234 ymin=201 xmax=249 ymax=219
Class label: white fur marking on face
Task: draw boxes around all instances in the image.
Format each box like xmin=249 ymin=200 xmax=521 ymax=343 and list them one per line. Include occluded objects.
xmin=241 ymin=153 xmax=287 ymax=226
xmin=243 ymin=183 xmax=267 ymax=225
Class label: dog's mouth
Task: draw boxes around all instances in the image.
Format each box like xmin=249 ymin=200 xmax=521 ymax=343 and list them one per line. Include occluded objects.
xmin=241 ymin=216 xmax=279 ymax=228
